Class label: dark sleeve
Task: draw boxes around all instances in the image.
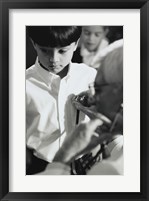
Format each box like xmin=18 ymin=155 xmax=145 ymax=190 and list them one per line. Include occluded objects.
xmin=72 ymin=47 xmax=82 ymax=63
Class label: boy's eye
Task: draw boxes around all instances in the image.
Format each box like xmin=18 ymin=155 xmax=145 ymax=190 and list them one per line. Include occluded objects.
xmin=95 ymin=32 xmax=103 ymax=37
xmin=59 ymin=49 xmax=68 ymax=54
xmin=95 ymin=33 xmax=101 ymax=37
xmin=84 ymin=31 xmax=90 ymax=36
xmin=41 ymin=48 xmax=48 ymax=53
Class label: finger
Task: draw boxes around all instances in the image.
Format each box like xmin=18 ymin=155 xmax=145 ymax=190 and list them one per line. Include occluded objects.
xmin=73 ymin=101 xmax=87 ymax=111
xmin=96 ymin=113 xmax=111 ymax=124
xmin=95 ymin=133 xmax=112 ymax=144
xmin=87 ymin=119 xmax=102 ymax=134
xmin=92 ymin=132 xmax=99 ymax=137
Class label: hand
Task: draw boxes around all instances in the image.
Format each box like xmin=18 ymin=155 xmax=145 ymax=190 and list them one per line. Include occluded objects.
xmin=72 ymin=97 xmax=111 ymax=125
xmin=53 ymin=119 xmax=104 ymax=164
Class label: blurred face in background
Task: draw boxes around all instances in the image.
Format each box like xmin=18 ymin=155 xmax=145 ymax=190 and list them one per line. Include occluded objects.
xmin=82 ymin=26 xmax=108 ymax=52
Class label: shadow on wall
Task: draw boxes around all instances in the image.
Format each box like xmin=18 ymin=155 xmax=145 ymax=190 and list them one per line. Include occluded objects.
xmin=26 ymin=33 xmax=37 ymax=69
xmin=107 ymin=26 xmax=123 ymax=43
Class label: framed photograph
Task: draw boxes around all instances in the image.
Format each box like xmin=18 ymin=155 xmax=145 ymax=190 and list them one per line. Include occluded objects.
xmin=0 ymin=0 xmax=149 ymax=200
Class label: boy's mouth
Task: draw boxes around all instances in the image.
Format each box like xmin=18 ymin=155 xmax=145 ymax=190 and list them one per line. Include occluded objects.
xmin=49 ymin=65 xmax=58 ymax=69
xmin=49 ymin=66 xmax=56 ymax=68
xmin=87 ymin=43 xmax=95 ymax=46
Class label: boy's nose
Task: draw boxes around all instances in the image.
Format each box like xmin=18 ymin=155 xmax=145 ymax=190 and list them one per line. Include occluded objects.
xmin=88 ymin=34 xmax=95 ymax=42
xmin=49 ymin=50 xmax=59 ymax=63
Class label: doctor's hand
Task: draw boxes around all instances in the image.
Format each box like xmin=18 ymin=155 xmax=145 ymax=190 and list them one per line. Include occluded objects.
xmin=53 ymin=119 xmax=111 ymax=165
xmin=72 ymin=96 xmax=111 ymax=126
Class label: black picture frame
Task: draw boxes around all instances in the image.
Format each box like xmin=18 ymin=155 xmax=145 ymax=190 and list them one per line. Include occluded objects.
xmin=0 ymin=0 xmax=149 ymax=200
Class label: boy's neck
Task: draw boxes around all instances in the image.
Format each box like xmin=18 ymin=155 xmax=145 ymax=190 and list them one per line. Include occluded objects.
xmin=39 ymin=61 xmax=69 ymax=79
xmin=57 ymin=64 xmax=69 ymax=79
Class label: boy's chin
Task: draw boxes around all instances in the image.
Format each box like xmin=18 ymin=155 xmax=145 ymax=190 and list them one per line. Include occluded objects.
xmin=48 ymin=67 xmax=62 ymax=73
xmin=87 ymin=47 xmax=95 ymax=52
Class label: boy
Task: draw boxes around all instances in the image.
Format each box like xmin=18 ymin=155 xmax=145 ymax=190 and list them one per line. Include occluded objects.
xmin=72 ymin=26 xmax=109 ymax=68
xmin=26 ymin=26 xmax=96 ymax=173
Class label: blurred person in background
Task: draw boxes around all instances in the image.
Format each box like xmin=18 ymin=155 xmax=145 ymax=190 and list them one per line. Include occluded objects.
xmin=72 ymin=26 xmax=123 ymax=70
xmin=72 ymin=26 xmax=109 ymax=68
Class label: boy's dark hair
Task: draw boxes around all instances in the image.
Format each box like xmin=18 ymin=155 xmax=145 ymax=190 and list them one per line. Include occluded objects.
xmin=27 ymin=26 xmax=82 ymax=47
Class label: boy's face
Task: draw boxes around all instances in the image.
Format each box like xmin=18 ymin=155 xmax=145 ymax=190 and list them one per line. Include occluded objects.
xmin=34 ymin=42 xmax=78 ymax=74
xmin=82 ymin=26 xmax=107 ymax=52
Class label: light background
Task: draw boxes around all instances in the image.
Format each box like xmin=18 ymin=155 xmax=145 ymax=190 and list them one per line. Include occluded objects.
xmin=9 ymin=9 xmax=140 ymax=192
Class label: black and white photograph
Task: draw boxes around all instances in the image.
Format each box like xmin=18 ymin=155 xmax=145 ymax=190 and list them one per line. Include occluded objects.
xmin=26 ymin=26 xmax=123 ymax=175
xmin=1 ymin=2 xmax=148 ymax=200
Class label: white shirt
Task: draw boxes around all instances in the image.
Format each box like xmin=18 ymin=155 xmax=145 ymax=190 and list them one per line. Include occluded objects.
xmin=80 ymin=38 xmax=109 ymax=68
xmin=26 ymin=61 xmax=96 ymax=162
xmin=90 ymin=39 xmax=123 ymax=68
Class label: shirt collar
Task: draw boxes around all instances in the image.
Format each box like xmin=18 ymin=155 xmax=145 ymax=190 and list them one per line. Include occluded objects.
xmin=35 ymin=58 xmax=72 ymax=86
